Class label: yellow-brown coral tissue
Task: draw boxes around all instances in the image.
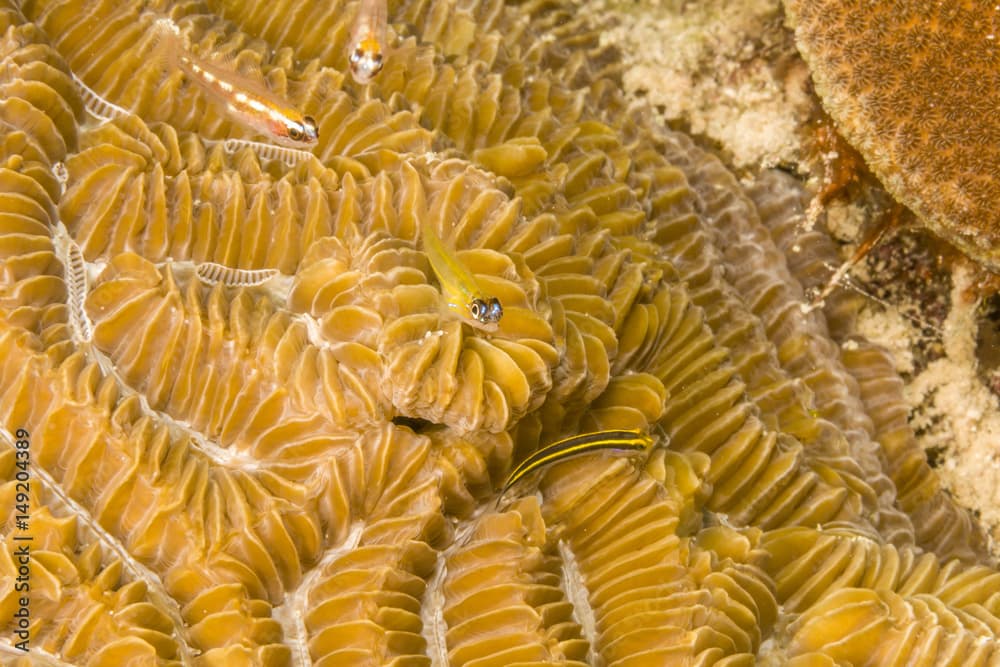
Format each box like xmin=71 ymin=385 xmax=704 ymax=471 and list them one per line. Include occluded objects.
xmin=0 ymin=0 xmax=999 ymax=665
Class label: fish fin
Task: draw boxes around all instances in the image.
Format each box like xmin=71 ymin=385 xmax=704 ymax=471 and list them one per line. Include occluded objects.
xmin=197 ymin=45 xmax=281 ymax=98
xmin=211 ymin=46 xmax=265 ymax=80
xmin=146 ymin=16 xmax=185 ymax=73
xmin=236 ymin=53 xmax=266 ymax=80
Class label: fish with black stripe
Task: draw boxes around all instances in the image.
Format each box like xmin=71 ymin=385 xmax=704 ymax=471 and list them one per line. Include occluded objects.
xmin=498 ymin=429 xmax=655 ymax=506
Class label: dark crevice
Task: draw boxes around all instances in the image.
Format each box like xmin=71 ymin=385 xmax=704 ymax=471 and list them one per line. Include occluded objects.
xmin=391 ymin=415 xmax=433 ymax=433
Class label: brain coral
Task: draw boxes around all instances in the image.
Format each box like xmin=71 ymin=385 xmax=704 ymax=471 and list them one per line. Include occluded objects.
xmin=783 ymin=0 xmax=1000 ymax=271
xmin=2 ymin=0 xmax=1000 ymax=665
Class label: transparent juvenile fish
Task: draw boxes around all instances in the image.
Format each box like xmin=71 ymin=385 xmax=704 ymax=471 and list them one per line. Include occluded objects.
xmin=61 ymin=232 xmax=93 ymax=344
xmin=72 ymin=73 xmax=131 ymax=122
xmin=195 ymin=262 xmax=279 ymax=287
xmin=421 ymin=219 xmax=503 ymax=327
xmin=348 ymin=0 xmax=388 ymax=84
xmin=498 ymin=429 xmax=654 ymax=504
xmin=222 ymin=138 xmax=315 ymax=168
xmin=151 ymin=18 xmax=318 ymax=148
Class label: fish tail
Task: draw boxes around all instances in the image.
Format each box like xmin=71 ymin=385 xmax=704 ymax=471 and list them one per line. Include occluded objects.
xmin=146 ymin=16 xmax=184 ymax=73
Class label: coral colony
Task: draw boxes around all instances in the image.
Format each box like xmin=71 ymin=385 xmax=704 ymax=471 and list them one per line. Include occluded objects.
xmin=786 ymin=0 xmax=1000 ymax=271
xmin=1 ymin=0 xmax=999 ymax=664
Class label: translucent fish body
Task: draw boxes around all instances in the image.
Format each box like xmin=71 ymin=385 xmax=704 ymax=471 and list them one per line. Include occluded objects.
xmin=348 ymin=0 xmax=388 ymax=84
xmin=151 ymin=18 xmax=318 ymax=148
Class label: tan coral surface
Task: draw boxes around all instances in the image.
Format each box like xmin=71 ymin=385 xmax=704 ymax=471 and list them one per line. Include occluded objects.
xmin=1 ymin=0 xmax=1000 ymax=665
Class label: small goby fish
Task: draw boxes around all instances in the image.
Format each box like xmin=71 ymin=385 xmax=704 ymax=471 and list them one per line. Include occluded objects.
xmin=348 ymin=0 xmax=388 ymax=84
xmin=498 ymin=429 xmax=654 ymax=503
xmin=151 ymin=18 xmax=318 ymax=149
xmin=421 ymin=219 xmax=503 ymax=327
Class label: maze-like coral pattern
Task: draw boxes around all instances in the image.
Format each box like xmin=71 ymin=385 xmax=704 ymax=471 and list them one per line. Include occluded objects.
xmin=1 ymin=0 xmax=998 ymax=665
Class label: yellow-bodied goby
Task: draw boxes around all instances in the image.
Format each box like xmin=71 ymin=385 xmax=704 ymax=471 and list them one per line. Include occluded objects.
xmin=421 ymin=218 xmax=503 ymax=327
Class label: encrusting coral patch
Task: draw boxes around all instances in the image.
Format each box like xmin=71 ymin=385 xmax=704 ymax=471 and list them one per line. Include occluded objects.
xmin=1 ymin=0 xmax=1000 ymax=664
xmin=783 ymin=0 xmax=1000 ymax=271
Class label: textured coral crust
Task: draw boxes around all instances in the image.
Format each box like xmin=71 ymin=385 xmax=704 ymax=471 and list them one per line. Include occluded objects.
xmin=303 ymin=443 xmax=444 ymax=667
xmin=4 ymin=0 xmax=1000 ymax=663
xmin=784 ymin=0 xmax=1000 ymax=270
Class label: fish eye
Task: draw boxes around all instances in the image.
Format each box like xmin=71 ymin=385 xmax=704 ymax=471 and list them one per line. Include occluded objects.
xmin=303 ymin=116 xmax=318 ymax=141
xmin=349 ymin=46 xmax=384 ymax=84
xmin=470 ymin=299 xmax=485 ymax=321
xmin=287 ymin=124 xmax=303 ymax=141
xmin=487 ymin=298 xmax=503 ymax=323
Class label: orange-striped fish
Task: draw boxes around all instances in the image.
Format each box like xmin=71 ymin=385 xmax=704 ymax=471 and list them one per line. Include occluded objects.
xmin=348 ymin=0 xmax=388 ymax=84
xmin=151 ymin=18 xmax=318 ymax=148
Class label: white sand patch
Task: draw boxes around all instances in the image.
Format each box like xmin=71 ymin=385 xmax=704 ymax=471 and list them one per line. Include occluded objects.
xmin=587 ymin=0 xmax=811 ymax=169
xmin=905 ymin=263 xmax=1000 ymax=546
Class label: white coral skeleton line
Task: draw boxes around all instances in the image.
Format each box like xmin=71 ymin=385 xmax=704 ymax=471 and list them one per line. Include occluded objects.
xmin=52 ymin=212 xmax=349 ymax=472
xmin=558 ymin=539 xmax=599 ymax=665
xmin=51 ymin=225 xmax=288 ymax=472
xmin=421 ymin=523 xmax=458 ymax=667
xmin=54 ymin=225 xmax=92 ymax=344
xmin=45 ymin=221 xmax=362 ymax=666
xmin=418 ymin=511 xmax=600 ymax=667
xmin=271 ymin=521 xmax=365 ymax=667
xmin=41 ymin=226 xmax=358 ymax=665
xmin=0 ymin=425 xmax=197 ymax=665
xmin=194 ymin=261 xmax=280 ymax=287
xmin=0 ymin=634 xmax=69 ymax=665
xmin=43 ymin=222 xmax=489 ymax=666
xmin=56 ymin=227 xmax=280 ymax=468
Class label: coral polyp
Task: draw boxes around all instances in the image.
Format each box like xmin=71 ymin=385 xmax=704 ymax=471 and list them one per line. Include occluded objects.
xmin=1 ymin=0 xmax=1000 ymax=665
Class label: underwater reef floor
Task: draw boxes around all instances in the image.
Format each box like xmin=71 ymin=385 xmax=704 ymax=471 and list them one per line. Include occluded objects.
xmin=2 ymin=0 xmax=1000 ymax=664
